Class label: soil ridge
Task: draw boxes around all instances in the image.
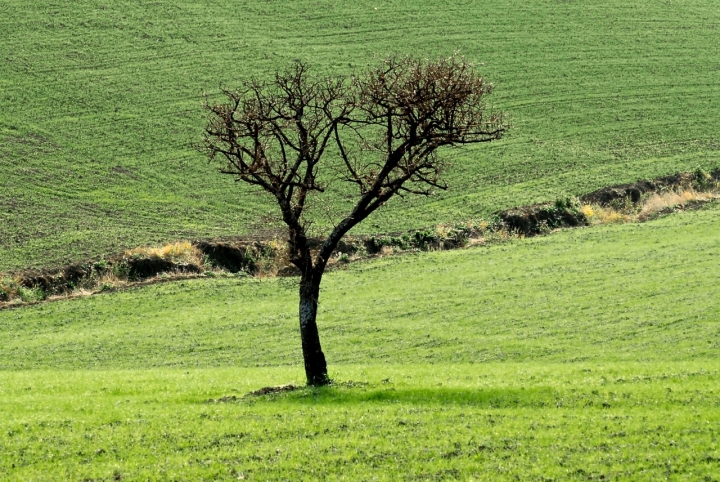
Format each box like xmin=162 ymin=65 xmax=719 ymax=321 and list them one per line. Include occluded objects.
xmin=1 ymin=168 xmax=718 ymax=308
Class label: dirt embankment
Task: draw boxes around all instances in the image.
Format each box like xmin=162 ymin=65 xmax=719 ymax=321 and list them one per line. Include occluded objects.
xmin=2 ymin=168 xmax=718 ymax=308
xmin=499 ymin=169 xmax=720 ymax=236
xmin=580 ymin=171 xmax=717 ymax=205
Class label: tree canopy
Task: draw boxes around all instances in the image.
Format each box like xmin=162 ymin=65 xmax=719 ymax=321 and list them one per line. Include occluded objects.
xmin=204 ymin=55 xmax=508 ymax=385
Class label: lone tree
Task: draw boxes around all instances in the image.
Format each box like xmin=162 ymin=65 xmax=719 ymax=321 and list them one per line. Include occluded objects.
xmin=203 ymin=56 xmax=508 ymax=386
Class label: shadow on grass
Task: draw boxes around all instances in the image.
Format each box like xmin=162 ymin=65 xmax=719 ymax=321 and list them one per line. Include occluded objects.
xmin=253 ymin=385 xmax=557 ymax=408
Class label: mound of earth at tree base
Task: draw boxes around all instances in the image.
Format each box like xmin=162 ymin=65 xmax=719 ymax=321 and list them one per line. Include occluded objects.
xmin=204 ymin=384 xmax=301 ymax=403
xmin=246 ymin=384 xmax=301 ymax=397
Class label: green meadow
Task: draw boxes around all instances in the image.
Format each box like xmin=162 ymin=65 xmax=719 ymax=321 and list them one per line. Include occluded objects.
xmin=3 ymin=0 xmax=720 ymax=479
xmin=1 ymin=364 xmax=718 ymax=480
xmin=1 ymin=203 xmax=719 ymax=479
xmin=2 ymin=0 xmax=720 ymax=270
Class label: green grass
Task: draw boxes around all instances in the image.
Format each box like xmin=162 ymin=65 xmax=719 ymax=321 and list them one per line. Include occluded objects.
xmin=2 ymin=364 xmax=719 ymax=480
xmin=1 ymin=203 xmax=719 ymax=479
xmin=3 ymin=0 xmax=720 ymax=271
xmin=3 ymin=203 xmax=719 ymax=370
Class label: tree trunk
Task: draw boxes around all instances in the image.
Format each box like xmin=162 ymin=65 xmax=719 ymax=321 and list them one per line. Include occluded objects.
xmin=298 ymin=275 xmax=329 ymax=386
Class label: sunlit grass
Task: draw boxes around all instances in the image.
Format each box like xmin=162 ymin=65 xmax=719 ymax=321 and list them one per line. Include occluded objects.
xmin=1 ymin=363 xmax=718 ymax=480
xmin=1 ymin=203 xmax=719 ymax=477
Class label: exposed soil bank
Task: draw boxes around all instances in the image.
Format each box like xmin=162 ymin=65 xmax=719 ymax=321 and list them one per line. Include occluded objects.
xmin=2 ymin=168 xmax=718 ymax=308
xmin=499 ymin=169 xmax=720 ymax=236
xmin=581 ymin=170 xmax=720 ymax=206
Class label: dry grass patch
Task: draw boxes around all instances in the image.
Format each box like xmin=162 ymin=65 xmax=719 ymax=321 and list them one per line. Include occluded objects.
xmin=638 ymin=189 xmax=716 ymax=219
xmin=583 ymin=188 xmax=718 ymax=225
xmin=125 ymin=241 xmax=203 ymax=264
xmin=582 ymin=205 xmax=631 ymax=225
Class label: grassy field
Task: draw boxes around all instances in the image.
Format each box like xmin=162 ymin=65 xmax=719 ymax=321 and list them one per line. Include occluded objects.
xmin=3 ymin=0 xmax=720 ymax=271
xmin=2 ymin=364 xmax=718 ymax=480
xmin=1 ymin=203 xmax=719 ymax=479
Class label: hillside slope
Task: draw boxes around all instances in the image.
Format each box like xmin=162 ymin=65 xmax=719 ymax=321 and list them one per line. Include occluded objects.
xmin=2 ymin=0 xmax=720 ymax=271
xmin=2 ymin=201 xmax=718 ymax=370
xmin=1 ymin=202 xmax=719 ymax=480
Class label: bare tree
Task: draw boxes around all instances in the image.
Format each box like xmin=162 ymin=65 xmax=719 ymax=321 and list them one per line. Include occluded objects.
xmin=203 ymin=56 xmax=508 ymax=386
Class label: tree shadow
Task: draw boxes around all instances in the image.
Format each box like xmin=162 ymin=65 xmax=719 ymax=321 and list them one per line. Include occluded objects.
xmin=255 ymin=384 xmax=557 ymax=408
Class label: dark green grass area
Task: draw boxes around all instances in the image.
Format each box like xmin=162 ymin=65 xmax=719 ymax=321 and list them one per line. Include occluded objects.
xmin=3 ymin=0 xmax=720 ymax=271
xmin=1 ymin=204 xmax=719 ymax=479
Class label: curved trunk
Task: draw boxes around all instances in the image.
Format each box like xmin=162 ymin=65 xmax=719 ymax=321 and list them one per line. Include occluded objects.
xmin=299 ymin=274 xmax=329 ymax=386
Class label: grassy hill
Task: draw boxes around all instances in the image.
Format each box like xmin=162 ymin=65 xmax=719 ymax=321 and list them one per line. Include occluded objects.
xmin=2 ymin=0 xmax=720 ymax=271
xmin=1 ymin=203 xmax=718 ymax=478
xmin=3 ymin=203 xmax=720 ymax=369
